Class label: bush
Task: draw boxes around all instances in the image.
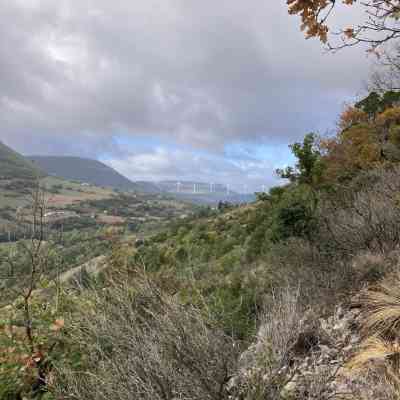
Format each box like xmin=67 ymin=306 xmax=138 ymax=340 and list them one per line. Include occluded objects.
xmin=319 ymin=167 xmax=400 ymax=255
xmin=55 ymin=272 xmax=238 ymax=400
xmin=265 ymin=238 xmax=355 ymax=310
xmin=231 ymin=288 xmax=308 ymax=400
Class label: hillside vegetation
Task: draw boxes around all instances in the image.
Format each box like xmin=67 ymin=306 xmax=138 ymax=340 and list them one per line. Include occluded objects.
xmin=0 ymin=141 xmax=47 ymax=226
xmin=0 ymin=142 xmax=43 ymax=181
xmin=5 ymin=91 xmax=400 ymax=399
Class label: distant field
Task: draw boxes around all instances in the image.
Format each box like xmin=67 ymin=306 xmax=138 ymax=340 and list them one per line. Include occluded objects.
xmin=42 ymin=176 xmax=115 ymax=206
xmin=46 ymin=191 xmax=114 ymax=208
xmin=0 ymin=176 xmax=114 ymax=207
xmin=0 ymin=176 xmax=115 ymax=227
xmin=97 ymin=214 xmax=126 ymax=225
xmin=0 ymin=174 xmax=198 ymax=237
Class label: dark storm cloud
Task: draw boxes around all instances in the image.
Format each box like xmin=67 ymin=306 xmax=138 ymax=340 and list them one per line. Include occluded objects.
xmin=0 ymin=0 xmax=370 ymax=157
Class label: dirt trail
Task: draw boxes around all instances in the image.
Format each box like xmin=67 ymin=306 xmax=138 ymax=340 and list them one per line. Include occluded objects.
xmin=57 ymin=255 xmax=107 ymax=284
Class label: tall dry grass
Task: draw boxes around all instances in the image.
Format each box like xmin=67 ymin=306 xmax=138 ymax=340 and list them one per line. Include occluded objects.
xmin=349 ymin=273 xmax=400 ymax=397
xmin=55 ymin=272 xmax=238 ymax=400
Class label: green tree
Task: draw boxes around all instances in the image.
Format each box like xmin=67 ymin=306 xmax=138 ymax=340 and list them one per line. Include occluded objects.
xmin=277 ymin=133 xmax=323 ymax=186
xmin=381 ymin=91 xmax=400 ymax=110
xmin=355 ymin=92 xmax=382 ymax=118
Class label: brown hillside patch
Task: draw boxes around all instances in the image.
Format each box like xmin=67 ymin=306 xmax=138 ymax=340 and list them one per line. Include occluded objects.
xmin=97 ymin=215 xmax=125 ymax=225
xmin=47 ymin=192 xmax=112 ymax=207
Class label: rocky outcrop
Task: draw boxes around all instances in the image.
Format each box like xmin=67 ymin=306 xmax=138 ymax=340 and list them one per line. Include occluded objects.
xmin=228 ymin=306 xmax=364 ymax=399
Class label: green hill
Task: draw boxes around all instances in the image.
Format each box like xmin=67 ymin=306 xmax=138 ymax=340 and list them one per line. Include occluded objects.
xmin=0 ymin=141 xmax=44 ymax=180
xmin=29 ymin=156 xmax=159 ymax=192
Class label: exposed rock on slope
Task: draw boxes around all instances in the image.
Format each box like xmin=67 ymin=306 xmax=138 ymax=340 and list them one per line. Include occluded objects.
xmin=229 ymin=304 xmax=368 ymax=399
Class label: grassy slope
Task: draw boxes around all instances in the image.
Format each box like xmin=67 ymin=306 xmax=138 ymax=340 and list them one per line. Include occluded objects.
xmin=130 ymin=201 xmax=269 ymax=338
xmin=0 ymin=141 xmax=46 ymax=223
xmin=0 ymin=141 xmax=43 ymax=180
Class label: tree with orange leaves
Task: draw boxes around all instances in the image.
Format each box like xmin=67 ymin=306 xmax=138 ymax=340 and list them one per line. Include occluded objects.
xmin=286 ymin=0 xmax=400 ymax=50
xmin=319 ymin=94 xmax=400 ymax=183
xmin=338 ymin=106 xmax=369 ymax=131
xmin=320 ymin=123 xmax=382 ymax=182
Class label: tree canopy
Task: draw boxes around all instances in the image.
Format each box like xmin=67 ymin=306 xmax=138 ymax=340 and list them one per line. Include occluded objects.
xmin=277 ymin=133 xmax=323 ymax=186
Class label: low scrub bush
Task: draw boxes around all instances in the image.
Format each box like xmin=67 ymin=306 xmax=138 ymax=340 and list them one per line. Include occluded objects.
xmin=55 ymin=272 xmax=238 ymax=400
xmin=231 ymin=287 xmax=331 ymax=400
xmin=319 ymin=167 xmax=400 ymax=256
xmin=265 ymin=238 xmax=354 ymax=310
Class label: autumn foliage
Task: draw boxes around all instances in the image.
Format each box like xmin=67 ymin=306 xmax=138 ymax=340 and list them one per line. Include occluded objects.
xmin=338 ymin=106 xmax=369 ymax=131
xmin=286 ymin=0 xmax=334 ymax=43
xmin=320 ymin=126 xmax=381 ymax=183
xmin=283 ymin=91 xmax=400 ymax=185
xmin=286 ymin=0 xmax=400 ymax=49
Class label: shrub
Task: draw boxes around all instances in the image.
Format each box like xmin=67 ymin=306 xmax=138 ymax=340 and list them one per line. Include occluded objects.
xmin=268 ymin=184 xmax=317 ymax=244
xmin=265 ymin=238 xmax=355 ymax=310
xmin=319 ymin=167 xmax=400 ymax=256
xmin=55 ymin=272 xmax=238 ymax=400
xmin=231 ymin=287 xmax=308 ymax=399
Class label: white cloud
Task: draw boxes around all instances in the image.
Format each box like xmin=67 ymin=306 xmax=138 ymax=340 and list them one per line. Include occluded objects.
xmin=106 ymin=146 xmax=283 ymax=192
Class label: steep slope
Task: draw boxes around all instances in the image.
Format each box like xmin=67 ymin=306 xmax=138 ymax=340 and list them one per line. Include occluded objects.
xmin=29 ymin=156 xmax=159 ymax=192
xmin=0 ymin=141 xmax=44 ymax=180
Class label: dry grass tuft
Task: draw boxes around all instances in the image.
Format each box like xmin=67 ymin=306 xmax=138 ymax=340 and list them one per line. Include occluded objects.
xmin=356 ymin=276 xmax=400 ymax=339
xmin=348 ymin=337 xmax=399 ymax=370
xmin=348 ymin=273 xmax=400 ymax=395
xmin=349 ymin=369 xmax=400 ymax=400
xmin=257 ymin=287 xmax=310 ymax=362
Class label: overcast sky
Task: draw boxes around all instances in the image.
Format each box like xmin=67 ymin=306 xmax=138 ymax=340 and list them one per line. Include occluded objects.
xmin=0 ymin=0 xmax=372 ymax=192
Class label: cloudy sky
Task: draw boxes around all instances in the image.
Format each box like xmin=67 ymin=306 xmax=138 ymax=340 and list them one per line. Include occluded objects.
xmin=0 ymin=0 xmax=372 ymax=192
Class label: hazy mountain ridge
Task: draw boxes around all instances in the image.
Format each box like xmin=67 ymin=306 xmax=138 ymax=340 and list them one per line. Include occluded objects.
xmin=156 ymin=180 xmax=256 ymax=205
xmin=157 ymin=180 xmax=231 ymax=194
xmin=29 ymin=156 xmax=159 ymax=193
xmin=29 ymin=156 xmax=256 ymax=205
